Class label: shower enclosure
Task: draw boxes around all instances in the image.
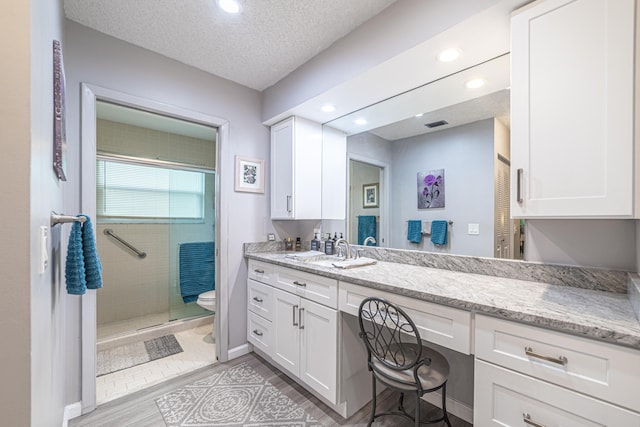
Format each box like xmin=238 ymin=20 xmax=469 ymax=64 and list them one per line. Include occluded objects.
xmin=94 ymin=101 xmax=217 ymax=340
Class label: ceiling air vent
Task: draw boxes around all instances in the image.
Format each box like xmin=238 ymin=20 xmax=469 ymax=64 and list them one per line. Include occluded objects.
xmin=425 ymin=120 xmax=449 ymax=128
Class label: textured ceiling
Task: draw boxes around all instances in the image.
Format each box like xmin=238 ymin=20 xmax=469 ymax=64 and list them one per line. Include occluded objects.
xmin=63 ymin=0 xmax=398 ymax=91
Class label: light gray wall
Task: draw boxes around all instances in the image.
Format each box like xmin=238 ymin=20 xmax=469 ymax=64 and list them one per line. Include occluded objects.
xmin=391 ymin=120 xmax=496 ymax=256
xmin=0 ymin=1 xmax=33 ymax=425
xmin=262 ymin=0 xmax=504 ymax=122
xmin=64 ymin=20 xmax=269 ymax=404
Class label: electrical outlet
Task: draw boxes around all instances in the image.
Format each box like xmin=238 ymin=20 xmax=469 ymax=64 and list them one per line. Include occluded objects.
xmin=468 ymin=223 xmax=480 ymax=235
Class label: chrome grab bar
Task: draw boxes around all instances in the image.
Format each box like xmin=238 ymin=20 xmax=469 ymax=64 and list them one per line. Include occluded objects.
xmin=103 ymin=228 xmax=147 ymax=259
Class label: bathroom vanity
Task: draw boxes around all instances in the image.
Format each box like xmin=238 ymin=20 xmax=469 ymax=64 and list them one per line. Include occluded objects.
xmin=245 ymin=244 xmax=640 ymax=424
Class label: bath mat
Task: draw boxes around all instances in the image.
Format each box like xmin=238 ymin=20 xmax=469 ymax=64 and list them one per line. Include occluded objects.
xmin=155 ymin=362 xmax=322 ymax=427
xmin=97 ymin=334 xmax=183 ymax=377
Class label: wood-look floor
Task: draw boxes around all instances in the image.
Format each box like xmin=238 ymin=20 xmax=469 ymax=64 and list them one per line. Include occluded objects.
xmin=70 ymin=352 xmax=472 ymax=427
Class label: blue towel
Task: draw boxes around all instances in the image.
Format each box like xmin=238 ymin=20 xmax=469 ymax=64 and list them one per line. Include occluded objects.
xmin=407 ymin=220 xmax=422 ymax=243
xmin=65 ymin=214 xmax=102 ymax=295
xmin=80 ymin=215 xmax=102 ymax=290
xmin=357 ymin=216 xmax=377 ymax=245
xmin=430 ymin=220 xmax=449 ymax=246
xmin=179 ymin=241 xmax=215 ymax=303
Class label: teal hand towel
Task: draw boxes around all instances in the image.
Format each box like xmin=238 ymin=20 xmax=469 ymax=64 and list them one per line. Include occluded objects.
xmin=65 ymin=221 xmax=87 ymax=295
xmin=357 ymin=216 xmax=377 ymax=245
xmin=430 ymin=220 xmax=448 ymax=245
xmin=79 ymin=214 xmax=103 ymax=290
xmin=65 ymin=214 xmax=103 ymax=295
xmin=407 ymin=220 xmax=422 ymax=243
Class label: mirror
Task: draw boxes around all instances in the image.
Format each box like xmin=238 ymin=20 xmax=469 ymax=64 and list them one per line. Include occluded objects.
xmin=323 ymin=55 xmax=525 ymax=260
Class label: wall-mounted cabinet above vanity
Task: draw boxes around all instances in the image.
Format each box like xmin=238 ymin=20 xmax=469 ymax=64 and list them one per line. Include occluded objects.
xmin=510 ymin=0 xmax=637 ymax=218
xmin=270 ymin=116 xmax=346 ymax=220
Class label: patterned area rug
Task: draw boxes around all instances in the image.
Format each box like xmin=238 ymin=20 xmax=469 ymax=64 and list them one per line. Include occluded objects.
xmin=97 ymin=334 xmax=183 ymax=377
xmin=155 ymin=362 xmax=323 ymax=426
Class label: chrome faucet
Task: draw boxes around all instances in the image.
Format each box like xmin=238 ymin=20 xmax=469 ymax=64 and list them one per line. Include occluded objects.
xmin=334 ymin=238 xmax=352 ymax=259
xmin=363 ymin=236 xmax=377 ymax=246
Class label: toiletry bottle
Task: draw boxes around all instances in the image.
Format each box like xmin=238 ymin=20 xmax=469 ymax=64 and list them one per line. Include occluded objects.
xmin=285 ymin=237 xmax=293 ymax=251
xmin=311 ymin=233 xmax=319 ymax=251
xmin=295 ymin=237 xmax=301 ymax=251
xmin=324 ymin=233 xmax=334 ymax=255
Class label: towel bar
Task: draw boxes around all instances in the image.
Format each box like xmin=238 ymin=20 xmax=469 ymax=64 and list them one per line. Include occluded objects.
xmin=51 ymin=212 xmax=87 ymax=227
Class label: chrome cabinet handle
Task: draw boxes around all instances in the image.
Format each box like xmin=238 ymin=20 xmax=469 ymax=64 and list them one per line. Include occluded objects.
xmin=299 ymin=307 xmax=304 ymax=330
xmin=293 ymin=280 xmax=307 ymax=287
xmin=252 ymin=296 xmax=263 ymax=303
xmin=252 ymin=329 xmax=263 ymax=337
xmin=292 ymin=304 xmax=298 ymax=326
xmin=254 ymin=268 xmax=265 ymax=274
xmin=523 ymin=413 xmax=546 ymax=427
xmin=525 ymin=347 xmax=568 ymax=366
xmin=517 ymin=168 xmax=523 ymax=203
xmin=286 ymin=195 xmax=292 ymax=213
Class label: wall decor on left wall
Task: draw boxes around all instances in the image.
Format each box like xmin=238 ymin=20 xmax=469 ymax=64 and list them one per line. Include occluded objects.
xmin=235 ymin=156 xmax=264 ymax=193
xmin=53 ymin=39 xmax=67 ymax=181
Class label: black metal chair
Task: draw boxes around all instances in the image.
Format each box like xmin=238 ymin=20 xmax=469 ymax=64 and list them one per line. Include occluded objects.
xmin=358 ymin=297 xmax=452 ymax=427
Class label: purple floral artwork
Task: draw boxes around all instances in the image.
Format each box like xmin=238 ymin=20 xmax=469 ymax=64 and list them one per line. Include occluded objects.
xmin=417 ymin=169 xmax=445 ymax=209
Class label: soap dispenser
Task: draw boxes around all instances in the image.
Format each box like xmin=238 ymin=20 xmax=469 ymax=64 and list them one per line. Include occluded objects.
xmin=311 ymin=233 xmax=320 ymax=251
xmin=324 ymin=233 xmax=334 ymax=255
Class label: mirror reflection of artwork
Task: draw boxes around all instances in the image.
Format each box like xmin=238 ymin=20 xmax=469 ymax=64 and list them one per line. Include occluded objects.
xmin=243 ymin=164 xmax=257 ymax=184
xmin=417 ymin=169 xmax=444 ymax=209
xmin=363 ymin=183 xmax=378 ymax=208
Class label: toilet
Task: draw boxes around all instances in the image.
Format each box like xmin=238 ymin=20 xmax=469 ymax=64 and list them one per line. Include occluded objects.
xmin=196 ymin=290 xmax=216 ymax=340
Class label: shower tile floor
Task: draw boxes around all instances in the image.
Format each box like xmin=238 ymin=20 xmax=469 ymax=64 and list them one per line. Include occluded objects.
xmin=96 ymin=322 xmax=216 ymax=405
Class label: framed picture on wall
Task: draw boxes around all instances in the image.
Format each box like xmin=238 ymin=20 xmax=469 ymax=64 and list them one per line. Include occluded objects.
xmin=363 ymin=183 xmax=379 ymax=208
xmin=235 ymin=156 xmax=264 ymax=193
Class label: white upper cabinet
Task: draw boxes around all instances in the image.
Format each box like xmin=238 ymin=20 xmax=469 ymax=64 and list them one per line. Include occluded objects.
xmin=270 ymin=116 xmax=322 ymax=219
xmin=510 ymin=0 xmax=636 ymax=218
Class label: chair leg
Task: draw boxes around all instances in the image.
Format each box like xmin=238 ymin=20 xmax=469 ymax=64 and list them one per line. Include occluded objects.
xmin=441 ymin=383 xmax=452 ymax=427
xmin=367 ymin=375 xmax=376 ymax=427
xmin=415 ymin=393 xmax=421 ymax=427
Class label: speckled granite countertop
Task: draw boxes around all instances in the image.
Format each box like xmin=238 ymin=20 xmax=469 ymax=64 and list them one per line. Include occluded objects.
xmin=246 ymin=251 xmax=640 ymax=350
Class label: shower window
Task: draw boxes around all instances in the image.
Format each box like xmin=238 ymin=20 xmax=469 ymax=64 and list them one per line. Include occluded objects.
xmin=97 ymin=159 xmax=205 ymax=222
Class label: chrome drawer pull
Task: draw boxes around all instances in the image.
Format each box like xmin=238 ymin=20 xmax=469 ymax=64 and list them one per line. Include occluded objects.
xmin=523 ymin=413 xmax=546 ymax=427
xmin=524 ymin=347 xmax=568 ymax=366
xmin=517 ymin=168 xmax=523 ymax=203
xmin=252 ymin=330 xmax=263 ymax=337
xmin=252 ymin=296 xmax=263 ymax=303
xmin=293 ymin=305 xmax=299 ymax=326
xmin=299 ymin=307 xmax=304 ymax=330
xmin=293 ymin=280 xmax=307 ymax=287
xmin=254 ymin=268 xmax=265 ymax=274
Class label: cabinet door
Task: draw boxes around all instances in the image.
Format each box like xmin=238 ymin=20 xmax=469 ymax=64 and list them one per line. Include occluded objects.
xmin=271 ymin=118 xmax=294 ymax=219
xmin=272 ymin=288 xmax=300 ymax=377
xmin=511 ymin=0 xmax=635 ymax=217
xmin=299 ymin=298 xmax=337 ymax=404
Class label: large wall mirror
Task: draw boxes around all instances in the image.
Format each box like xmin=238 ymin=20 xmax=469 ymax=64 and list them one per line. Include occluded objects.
xmin=322 ymin=54 xmax=525 ymax=260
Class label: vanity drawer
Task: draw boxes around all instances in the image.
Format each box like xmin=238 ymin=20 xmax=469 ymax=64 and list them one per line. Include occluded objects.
xmin=474 ymin=359 xmax=639 ymax=426
xmin=475 ymin=314 xmax=640 ymax=412
xmin=248 ymin=311 xmax=272 ymax=357
xmin=274 ymin=266 xmax=338 ymax=309
xmin=247 ymin=279 xmax=273 ymax=321
xmin=339 ymin=281 xmax=471 ymax=354
xmin=248 ymin=260 xmax=275 ymax=285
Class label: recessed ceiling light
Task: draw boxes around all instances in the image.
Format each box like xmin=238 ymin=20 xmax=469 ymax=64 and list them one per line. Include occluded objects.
xmin=354 ymin=118 xmax=368 ymax=125
xmin=218 ymin=0 xmax=240 ymax=14
xmin=465 ymin=78 xmax=485 ymax=89
xmin=321 ymin=104 xmax=336 ymax=113
xmin=438 ymin=48 xmax=460 ymax=62
xmin=415 ymin=113 xmax=424 ymax=117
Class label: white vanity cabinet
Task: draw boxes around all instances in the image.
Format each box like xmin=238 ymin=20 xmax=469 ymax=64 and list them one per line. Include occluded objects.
xmin=246 ymin=260 xmax=338 ymax=404
xmin=270 ymin=116 xmax=322 ymax=219
xmin=510 ymin=0 xmax=637 ymax=218
xmin=474 ymin=314 xmax=640 ymax=425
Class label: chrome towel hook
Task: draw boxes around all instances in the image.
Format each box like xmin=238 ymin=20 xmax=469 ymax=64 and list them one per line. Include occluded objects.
xmin=51 ymin=212 xmax=87 ymax=228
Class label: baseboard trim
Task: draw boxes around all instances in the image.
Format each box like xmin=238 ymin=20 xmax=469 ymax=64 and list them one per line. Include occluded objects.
xmin=422 ymin=391 xmax=473 ymax=424
xmin=227 ymin=343 xmax=251 ymax=360
xmin=62 ymin=402 xmax=82 ymax=427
